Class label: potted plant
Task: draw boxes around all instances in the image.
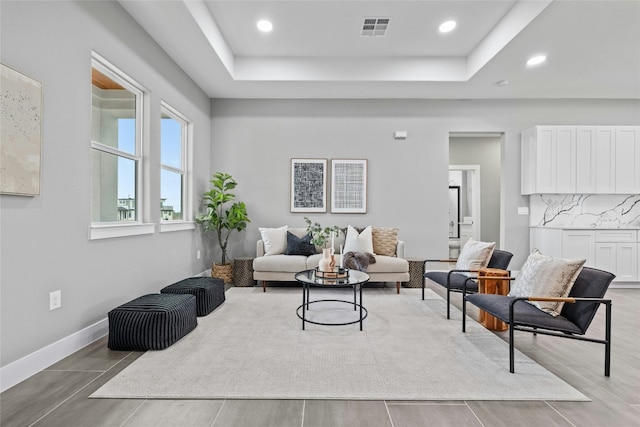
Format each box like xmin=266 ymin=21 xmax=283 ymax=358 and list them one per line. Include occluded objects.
xmin=304 ymin=217 xmax=342 ymax=248
xmin=196 ymin=172 xmax=250 ymax=283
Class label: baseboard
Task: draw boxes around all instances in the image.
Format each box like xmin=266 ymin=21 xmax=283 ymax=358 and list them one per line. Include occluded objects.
xmin=0 ymin=318 xmax=109 ymax=393
xmin=610 ymin=282 xmax=639 ymax=289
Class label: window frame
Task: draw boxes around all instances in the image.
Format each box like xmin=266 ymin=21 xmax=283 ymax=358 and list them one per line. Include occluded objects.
xmin=89 ymin=52 xmax=154 ymax=240
xmin=159 ymin=101 xmax=194 ymax=233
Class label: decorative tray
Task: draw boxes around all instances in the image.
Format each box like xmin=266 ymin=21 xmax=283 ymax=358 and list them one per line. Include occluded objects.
xmin=314 ymin=268 xmax=349 ymax=280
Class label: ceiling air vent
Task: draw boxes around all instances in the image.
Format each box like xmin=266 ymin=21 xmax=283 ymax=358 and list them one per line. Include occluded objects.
xmin=361 ymin=17 xmax=390 ymax=37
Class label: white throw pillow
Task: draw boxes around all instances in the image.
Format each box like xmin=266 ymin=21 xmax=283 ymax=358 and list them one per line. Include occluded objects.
xmin=508 ymin=249 xmax=586 ymax=317
xmin=455 ymin=238 xmax=496 ymax=276
xmin=343 ymin=225 xmax=374 ymax=254
xmin=259 ymin=226 xmax=288 ymax=256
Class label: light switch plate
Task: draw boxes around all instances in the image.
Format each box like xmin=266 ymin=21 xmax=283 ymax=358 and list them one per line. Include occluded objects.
xmin=517 ymin=207 xmax=529 ymax=215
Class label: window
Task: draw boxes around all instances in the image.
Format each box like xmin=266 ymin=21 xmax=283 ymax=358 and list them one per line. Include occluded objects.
xmin=90 ymin=52 xmax=153 ymax=239
xmin=160 ymin=102 xmax=193 ymax=232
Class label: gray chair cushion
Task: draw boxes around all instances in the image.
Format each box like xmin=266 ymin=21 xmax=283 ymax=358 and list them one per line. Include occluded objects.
xmin=465 ymin=293 xmax=583 ymax=334
xmin=425 ymin=271 xmax=478 ymax=292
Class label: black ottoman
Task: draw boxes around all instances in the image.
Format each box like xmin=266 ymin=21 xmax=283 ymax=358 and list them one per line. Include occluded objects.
xmin=108 ymin=293 xmax=197 ymax=351
xmin=161 ymin=277 xmax=225 ymax=316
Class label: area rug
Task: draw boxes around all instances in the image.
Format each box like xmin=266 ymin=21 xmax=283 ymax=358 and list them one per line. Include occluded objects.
xmin=91 ymin=287 xmax=587 ymax=401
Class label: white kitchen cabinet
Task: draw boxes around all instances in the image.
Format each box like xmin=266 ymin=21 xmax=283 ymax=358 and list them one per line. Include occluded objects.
xmin=575 ymin=127 xmax=596 ymax=193
xmin=562 ymin=229 xmax=595 ymax=267
xmin=594 ymin=126 xmax=616 ymax=193
xmin=615 ymin=126 xmax=640 ymax=193
xmin=530 ymin=227 xmax=638 ymax=283
xmin=595 ymin=243 xmax=637 ymax=281
xmin=594 ymin=230 xmax=638 ymax=282
xmin=617 ymin=244 xmax=638 ymax=281
xmin=595 ymin=242 xmax=616 ymax=274
xmin=530 ymin=227 xmax=562 ymax=257
xmin=522 ymin=125 xmax=640 ymax=195
xmin=529 ymin=228 xmax=595 ymax=265
xmin=521 ymin=126 xmax=575 ymax=194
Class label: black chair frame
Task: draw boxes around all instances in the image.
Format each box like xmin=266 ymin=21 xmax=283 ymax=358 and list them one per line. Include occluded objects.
xmin=507 ymin=297 xmax=612 ymax=376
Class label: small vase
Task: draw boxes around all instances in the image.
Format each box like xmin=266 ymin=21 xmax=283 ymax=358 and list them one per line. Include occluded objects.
xmin=318 ymin=248 xmax=334 ymax=272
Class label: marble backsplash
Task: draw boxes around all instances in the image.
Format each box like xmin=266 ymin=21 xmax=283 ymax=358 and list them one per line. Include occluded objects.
xmin=530 ymin=194 xmax=640 ymax=228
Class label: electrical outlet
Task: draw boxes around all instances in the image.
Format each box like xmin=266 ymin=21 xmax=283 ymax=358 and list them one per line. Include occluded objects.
xmin=50 ymin=290 xmax=61 ymax=311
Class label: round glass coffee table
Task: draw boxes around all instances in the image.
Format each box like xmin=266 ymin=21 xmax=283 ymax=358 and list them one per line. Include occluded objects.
xmin=295 ymin=269 xmax=370 ymax=331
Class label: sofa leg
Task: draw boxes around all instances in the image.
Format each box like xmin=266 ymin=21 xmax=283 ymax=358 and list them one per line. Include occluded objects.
xmin=396 ymin=282 xmax=400 ymax=294
xmin=263 ymin=281 xmax=267 ymax=292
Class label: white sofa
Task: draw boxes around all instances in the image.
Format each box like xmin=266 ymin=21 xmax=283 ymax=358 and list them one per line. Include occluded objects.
xmin=253 ymin=227 xmax=410 ymax=293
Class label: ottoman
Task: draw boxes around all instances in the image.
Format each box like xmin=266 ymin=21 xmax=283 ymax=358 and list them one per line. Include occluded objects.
xmin=108 ymin=293 xmax=197 ymax=351
xmin=161 ymin=277 xmax=225 ymax=316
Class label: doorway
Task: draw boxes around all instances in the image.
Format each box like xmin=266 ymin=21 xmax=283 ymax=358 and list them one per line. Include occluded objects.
xmin=449 ymin=132 xmax=502 ymax=254
xmin=448 ymin=166 xmax=481 ymax=257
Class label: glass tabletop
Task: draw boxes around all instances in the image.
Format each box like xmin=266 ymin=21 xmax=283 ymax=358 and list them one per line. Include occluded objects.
xmin=295 ymin=269 xmax=369 ymax=287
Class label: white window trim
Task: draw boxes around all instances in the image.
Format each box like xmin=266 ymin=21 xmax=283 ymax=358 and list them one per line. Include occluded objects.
xmin=89 ymin=222 xmax=156 ymax=240
xmin=90 ymin=52 xmax=155 ymax=240
xmin=160 ymin=100 xmax=194 ymax=232
xmin=160 ymin=221 xmax=196 ymax=233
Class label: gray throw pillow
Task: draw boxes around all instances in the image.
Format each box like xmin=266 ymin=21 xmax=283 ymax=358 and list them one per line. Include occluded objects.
xmin=285 ymin=232 xmax=316 ymax=256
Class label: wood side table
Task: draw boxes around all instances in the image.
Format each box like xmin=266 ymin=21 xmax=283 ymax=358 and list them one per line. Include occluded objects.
xmin=477 ymin=268 xmax=510 ymax=331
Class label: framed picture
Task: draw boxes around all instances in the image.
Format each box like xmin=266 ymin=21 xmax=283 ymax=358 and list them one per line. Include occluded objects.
xmin=1 ymin=64 xmax=43 ymax=196
xmin=290 ymin=158 xmax=327 ymax=212
xmin=331 ymin=159 xmax=367 ymax=213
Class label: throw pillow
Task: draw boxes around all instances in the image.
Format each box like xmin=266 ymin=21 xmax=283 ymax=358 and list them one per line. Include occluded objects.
xmin=508 ymin=249 xmax=586 ymax=317
xmin=372 ymin=227 xmax=398 ymax=256
xmin=285 ymin=232 xmax=317 ymax=256
xmin=259 ymin=226 xmax=288 ymax=256
xmin=455 ymin=238 xmax=496 ymax=276
xmin=343 ymin=225 xmax=374 ymax=254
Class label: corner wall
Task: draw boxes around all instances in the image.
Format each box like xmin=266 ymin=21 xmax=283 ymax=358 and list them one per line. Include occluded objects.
xmin=0 ymin=0 xmax=211 ymax=378
xmin=210 ymin=99 xmax=640 ymax=270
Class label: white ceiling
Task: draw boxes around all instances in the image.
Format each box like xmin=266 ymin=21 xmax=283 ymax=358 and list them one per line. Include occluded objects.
xmin=119 ymin=0 xmax=640 ymax=99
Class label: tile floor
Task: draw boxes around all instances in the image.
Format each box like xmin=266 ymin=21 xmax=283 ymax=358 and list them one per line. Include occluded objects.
xmin=1 ymin=284 xmax=638 ymax=427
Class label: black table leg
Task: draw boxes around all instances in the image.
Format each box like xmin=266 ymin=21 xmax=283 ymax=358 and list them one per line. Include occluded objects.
xmin=302 ymin=283 xmax=306 ymax=330
xmin=353 ymin=285 xmax=357 ymax=310
xmin=359 ymin=284 xmax=363 ymax=331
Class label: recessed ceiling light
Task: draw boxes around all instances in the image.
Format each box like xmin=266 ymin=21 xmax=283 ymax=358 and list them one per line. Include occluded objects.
xmin=439 ymin=20 xmax=456 ymax=33
xmin=527 ymin=55 xmax=547 ymax=66
xmin=257 ymin=20 xmax=273 ymax=32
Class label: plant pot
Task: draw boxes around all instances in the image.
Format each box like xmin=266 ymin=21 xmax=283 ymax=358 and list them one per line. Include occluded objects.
xmin=212 ymin=263 xmax=234 ymax=284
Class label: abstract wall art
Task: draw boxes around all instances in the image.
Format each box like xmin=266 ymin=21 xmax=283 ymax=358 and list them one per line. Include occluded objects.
xmin=331 ymin=159 xmax=367 ymax=213
xmin=290 ymin=158 xmax=327 ymax=212
xmin=1 ymin=64 xmax=42 ymax=196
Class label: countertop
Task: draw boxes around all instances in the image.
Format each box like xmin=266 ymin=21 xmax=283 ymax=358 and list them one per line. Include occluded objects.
xmin=530 ymin=225 xmax=640 ymax=230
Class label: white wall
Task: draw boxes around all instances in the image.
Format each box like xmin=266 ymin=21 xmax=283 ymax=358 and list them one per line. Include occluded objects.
xmin=210 ymin=99 xmax=640 ymax=271
xmin=0 ymin=1 xmax=212 ymax=370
